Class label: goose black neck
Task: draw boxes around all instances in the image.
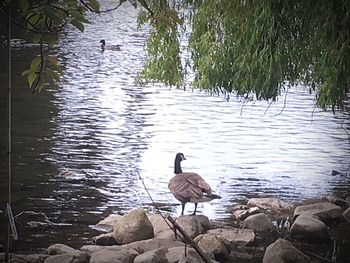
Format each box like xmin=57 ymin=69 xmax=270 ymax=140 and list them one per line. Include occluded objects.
xmin=174 ymin=158 xmax=182 ymax=174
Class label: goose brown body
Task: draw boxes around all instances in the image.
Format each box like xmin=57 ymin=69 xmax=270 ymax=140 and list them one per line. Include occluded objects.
xmin=168 ymin=153 xmax=221 ymax=215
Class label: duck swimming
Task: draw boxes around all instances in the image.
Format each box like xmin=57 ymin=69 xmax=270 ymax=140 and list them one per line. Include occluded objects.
xmin=100 ymin=39 xmax=121 ymax=51
xmin=168 ymin=153 xmax=221 ymax=215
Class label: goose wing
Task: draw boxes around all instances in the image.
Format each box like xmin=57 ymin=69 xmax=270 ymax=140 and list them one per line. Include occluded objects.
xmin=168 ymin=172 xmax=212 ymax=202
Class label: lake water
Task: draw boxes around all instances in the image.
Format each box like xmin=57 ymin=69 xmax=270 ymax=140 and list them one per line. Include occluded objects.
xmin=0 ymin=0 xmax=349 ymax=252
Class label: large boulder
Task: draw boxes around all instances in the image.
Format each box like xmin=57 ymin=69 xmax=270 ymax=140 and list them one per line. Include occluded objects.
xmin=45 ymin=244 xmax=89 ymax=263
xmin=89 ymin=248 xmax=138 ymax=263
xmin=247 ymin=198 xmax=293 ymax=212
xmin=175 ymin=215 xmax=205 ymax=239
xmin=125 ymin=238 xmax=184 ymax=254
xmin=262 ymin=238 xmax=309 ymax=263
xmin=44 ymin=254 xmax=76 ymax=263
xmin=293 ymin=202 xmax=342 ymax=222
xmin=207 ymin=227 xmax=255 ymax=246
xmin=290 ymin=215 xmax=330 ymax=243
xmin=342 ymin=207 xmax=350 ymax=223
xmin=113 ymin=208 xmax=154 ymax=244
xmin=232 ymin=206 xmax=260 ymax=221
xmin=147 ymin=214 xmax=175 ymax=240
xmin=134 ymin=247 xmax=169 ymax=263
xmin=194 ymin=234 xmax=229 ymax=261
xmin=244 ymin=213 xmax=273 ymax=234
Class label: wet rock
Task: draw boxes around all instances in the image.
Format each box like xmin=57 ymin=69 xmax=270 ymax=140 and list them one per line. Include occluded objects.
xmin=125 ymin=238 xmax=184 ymax=254
xmin=290 ymin=214 xmax=330 ymax=243
xmin=244 ymin=213 xmax=273 ymax=234
xmin=194 ymin=234 xmax=229 ymax=261
xmin=45 ymin=244 xmax=89 ymax=262
xmin=27 ymin=254 xmax=50 ymax=263
xmin=80 ymin=245 xmax=104 ymax=255
xmin=232 ymin=207 xmax=260 ymax=221
xmin=247 ymin=198 xmax=293 ymax=212
xmin=207 ymin=227 xmax=255 ymax=246
xmin=134 ymin=247 xmax=168 ymax=263
xmin=93 ymin=232 xmax=117 ymax=246
xmin=293 ymin=202 xmax=342 ymax=222
xmin=262 ymin=238 xmax=309 ymax=263
xmin=44 ymin=254 xmax=75 ymax=263
xmin=89 ymin=248 xmax=138 ymax=263
xmin=113 ymin=208 xmax=154 ymax=244
xmin=97 ymin=214 xmax=121 ymax=227
xmin=175 ymin=215 xmax=206 ymax=239
xmin=148 ymin=213 xmax=175 ymax=240
xmin=192 ymin=215 xmax=211 ymax=231
xmin=323 ymin=196 xmax=349 ymax=208
xmin=342 ymin=207 xmax=350 ymax=223
xmin=0 ymin=254 xmax=28 ymax=263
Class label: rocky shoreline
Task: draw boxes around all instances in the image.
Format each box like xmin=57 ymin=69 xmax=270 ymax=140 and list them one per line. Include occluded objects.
xmin=1 ymin=196 xmax=350 ymax=262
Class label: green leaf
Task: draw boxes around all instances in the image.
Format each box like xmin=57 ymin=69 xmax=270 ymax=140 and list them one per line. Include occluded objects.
xmin=71 ymin=19 xmax=85 ymax=32
xmin=87 ymin=0 xmax=100 ymax=12
xmin=21 ymin=69 xmax=31 ymax=77
xmin=18 ymin=0 xmax=29 ymax=11
xmin=31 ymin=57 xmax=41 ymax=70
xmin=27 ymin=71 xmax=37 ymax=87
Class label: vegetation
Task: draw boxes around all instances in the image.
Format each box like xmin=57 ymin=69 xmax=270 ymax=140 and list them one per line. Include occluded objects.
xmin=1 ymin=0 xmax=349 ymax=110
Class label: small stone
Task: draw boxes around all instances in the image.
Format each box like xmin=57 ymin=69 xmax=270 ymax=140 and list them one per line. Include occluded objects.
xmin=93 ymin=232 xmax=117 ymax=246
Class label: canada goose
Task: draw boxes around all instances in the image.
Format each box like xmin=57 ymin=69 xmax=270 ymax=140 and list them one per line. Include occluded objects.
xmin=168 ymin=153 xmax=221 ymax=215
xmin=100 ymin=39 xmax=121 ymax=51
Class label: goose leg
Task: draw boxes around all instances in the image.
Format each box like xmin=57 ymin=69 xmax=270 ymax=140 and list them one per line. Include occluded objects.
xmin=192 ymin=203 xmax=198 ymax=215
xmin=181 ymin=203 xmax=185 ymax=215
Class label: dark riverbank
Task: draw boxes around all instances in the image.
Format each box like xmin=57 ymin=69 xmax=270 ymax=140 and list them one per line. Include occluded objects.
xmin=2 ymin=196 xmax=350 ymax=263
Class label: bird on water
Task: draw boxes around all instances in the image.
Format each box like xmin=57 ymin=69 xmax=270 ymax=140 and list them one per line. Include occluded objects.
xmin=168 ymin=153 xmax=221 ymax=215
xmin=100 ymin=39 xmax=121 ymax=51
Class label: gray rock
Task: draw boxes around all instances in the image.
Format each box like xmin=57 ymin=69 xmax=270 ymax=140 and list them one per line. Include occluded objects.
xmin=247 ymin=198 xmax=293 ymax=212
xmin=194 ymin=234 xmax=229 ymax=261
xmin=147 ymin=214 xmax=175 ymax=240
xmin=89 ymin=248 xmax=138 ymax=263
xmin=244 ymin=213 xmax=273 ymax=234
xmin=93 ymin=232 xmax=117 ymax=246
xmin=0 ymin=254 xmax=28 ymax=263
xmin=113 ymin=208 xmax=154 ymax=244
xmin=27 ymin=254 xmax=50 ymax=263
xmin=291 ymin=214 xmax=330 ymax=242
xmin=262 ymin=238 xmax=309 ymax=263
xmin=166 ymin=246 xmax=214 ymax=263
xmin=134 ymin=247 xmax=169 ymax=263
xmin=176 ymin=216 xmax=205 ymax=239
xmin=293 ymin=202 xmax=342 ymax=222
xmin=343 ymin=207 xmax=350 ymax=223
xmin=97 ymin=214 xmax=121 ymax=227
xmin=207 ymin=227 xmax=255 ymax=246
xmin=232 ymin=207 xmax=260 ymax=220
xmin=125 ymin=238 xmax=184 ymax=254
xmin=44 ymin=254 xmax=75 ymax=263
xmin=323 ymin=196 xmax=349 ymax=208
xmin=79 ymin=245 xmax=103 ymax=255
xmin=45 ymin=244 xmax=89 ymax=263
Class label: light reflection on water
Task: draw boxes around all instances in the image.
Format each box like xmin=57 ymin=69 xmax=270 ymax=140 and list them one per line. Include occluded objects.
xmin=0 ymin=0 xmax=349 ymax=252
